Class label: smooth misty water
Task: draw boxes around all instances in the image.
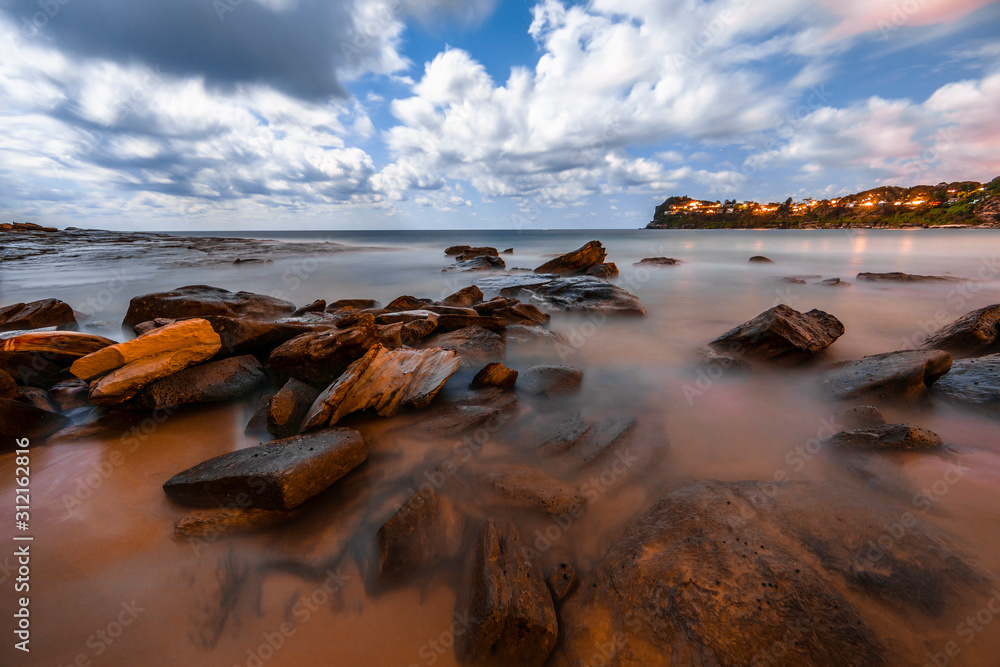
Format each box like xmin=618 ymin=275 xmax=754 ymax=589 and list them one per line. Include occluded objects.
xmin=2 ymin=228 xmax=1000 ymax=666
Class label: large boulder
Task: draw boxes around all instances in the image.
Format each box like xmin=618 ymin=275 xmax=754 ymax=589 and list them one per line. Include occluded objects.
xmin=301 ymin=344 xmax=460 ymax=431
xmin=423 ymin=326 xmax=505 ymax=370
xmin=535 ymin=240 xmax=607 ymax=275
xmin=519 ymin=365 xmax=583 ymax=397
xmin=267 ymin=314 xmax=378 ymax=389
xmin=441 ymin=285 xmax=485 ymax=307
xmin=460 ymin=520 xmax=558 ymax=667
xmin=134 ymin=355 xmax=266 ymax=409
xmin=162 ymin=427 xmax=366 ymax=510
xmin=556 ymin=481 xmax=990 ymax=666
xmin=820 ymin=349 xmax=952 ymax=405
xmin=710 ymin=304 xmax=844 ymax=364
xmin=0 ymin=299 xmax=77 ymax=332
xmin=123 ymin=285 xmax=296 ymax=328
xmin=931 ymin=353 xmax=1000 ymax=413
xmin=524 ymin=276 xmax=646 ymax=317
xmin=921 ymin=304 xmax=1000 ymax=356
xmin=0 ymin=330 xmax=116 ymax=387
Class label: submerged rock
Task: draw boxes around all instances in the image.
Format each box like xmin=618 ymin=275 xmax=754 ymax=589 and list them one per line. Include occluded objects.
xmin=931 ymin=353 xmax=1000 ymax=412
xmin=471 ymin=362 xmax=518 ymax=390
xmin=0 ymin=397 xmax=69 ymax=441
xmin=519 ymin=365 xmax=583 ymax=397
xmin=377 ymin=488 xmax=465 ymax=579
xmin=135 ymin=355 xmax=266 ymax=409
xmin=0 ymin=298 xmax=77 ymax=332
xmin=635 ymin=257 xmax=681 ymax=266
xmin=267 ymin=314 xmax=378 ymax=389
xmin=709 ymin=304 xmax=844 ymax=364
xmin=570 ymin=415 xmax=637 ymax=466
xmin=827 ymin=423 xmax=943 ymax=450
xmin=482 ymin=465 xmax=584 ymax=515
xmin=748 ymin=255 xmax=774 ymax=263
xmin=163 ymin=427 xmax=366 ymax=510
xmin=820 ymin=277 xmax=850 ymax=287
xmin=585 ymin=262 xmax=619 ymax=279
xmin=301 ymin=344 xmax=460 ymax=431
xmin=424 ymin=326 xmax=505 ymax=370
xmin=123 ymin=285 xmax=296 ymax=328
xmin=525 ymin=276 xmax=647 ymax=316
xmin=820 ymin=349 xmax=952 ymax=405
xmin=921 ymin=304 xmax=1000 ymax=356
xmin=535 ymin=240 xmax=607 ymax=275
xmin=856 ymin=272 xmax=960 ymax=282
xmin=460 ymin=520 xmax=558 ymax=667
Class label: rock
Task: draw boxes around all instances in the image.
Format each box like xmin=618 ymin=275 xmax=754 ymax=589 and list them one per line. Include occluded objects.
xmin=424 ymin=326 xmax=505 ymax=370
xmin=204 ymin=315 xmax=328 ymax=358
xmin=709 ymin=304 xmax=844 ymax=364
xmin=0 ymin=330 xmax=115 ymax=358
xmin=547 ymin=562 xmax=577 ymax=602
xmin=471 ymin=363 xmax=518 ymax=390
xmin=502 ymin=248 xmax=513 ymax=255
xmin=378 ymin=319 xmax=439 ymax=347
xmin=748 ymin=255 xmax=774 ymax=263
xmin=932 ymin=353 xmax=1000 ymax=412
xmin=267 ymin=378 xmax=320 ymax=438
xmin=134 ymin=355 xmax=266 ymax=409
xmin=827 ymin=423 xmax=943 ymax=450
xmin=47 ymin=411 xmax=142 ymax=444
xmin=290 ymin=299 xmax=326 ymax=317
xmin=0 ymin=298 xmax=77 ymax=332
xmin=385 ymin=295 xmax=433 ymax=312
xmin=377 ymin=488 xmax=465 ymax=579
xmin=446 ymin=256 xmax=506 ymax=272
xmin=134 ymin=318 xmax=175 ymax=336
xmin=856 ymin=272 xmax=960 ymax=282
xmin=474 ymin=297 xmax=550 ymax=326
xmin=18 ymin=387 xmax=57 ymax=412
xmin=446 ymin=245 xmax=499 ymax=257
xmin=820 ymin=349 xmax=952 ymax=404
xmin=557 ymin=481 xmax=989 ymax=667
xmin=483 ymin=465 xmax=584 ymax=515
xmin=400 ymin=386 xmax=518 ymax=437
xmin=782 ymin=276 xmax=807 ymax=284
xmin=122 ymin=285 xmax=296 ymax=328
xmin=474 ymin=274 xmax=559 ymax=297
xmin=326 ymin=299 xmax=380 ymax=312
xmin=245 ymin=395 xmax=273 ymax=434
xmin=376 ymin=310 xmax=440 ymax=326
xmin=922 ymin=304 xmax=1000 ymax=356
xmin=435 ymin=313 xmax=507 ymax=332
xmin=523 ymin=276 xmax=647 ymax=316
xmin=635 ymin=257 xmax=681 ymax=266
xmin=0 ymin=397 xmax=69 ymax=441
xmin=570 ymin=416 xmax=637 ymax=466
xmin=535 ymin=240 xmax=607 ymax=275
xmin=526 ymin=413 xmax=592 ymax=456
xmin=441 ymin=285 xmax=484 ymax=307
xmin=833 ymin=405 xmax=885 ymax=430
xmin=585 ymin=263 xmax=619 ymax=278
xmin=301 ymin=345 xmax=460 ymax=431
xmin=174 ymin=507 xmax=293 ymax=539
xmin=0 ymin=369 xmax=18 ymax=399
xmin=267 ymin=314 xmax=378 ymax=389
xmin=520 ymin=365 xmax=583 ymax=397
xmin=162 ymin=427 xmax=366 ymax=510
xmin=820 ymin=277 xmax=850 ymax=287
xmin=456 ymin=247 xmax=501 ymax=261
xmin=696 ymin=346 xmax=751 ymax=373
xmin=503 ymin=325 xmax=571 ymax=357
xmin=460 ymin=520 xmax=558 ymax=667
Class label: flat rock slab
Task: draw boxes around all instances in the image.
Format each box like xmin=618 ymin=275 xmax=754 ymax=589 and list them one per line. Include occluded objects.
xmin=1 ymin=330 xmax=115 ymax=359
xmin=820 ymin=349 xmax=952 ymax=404
xmin=710 ymin=304 xmax=844 ymax=364
xmin=474 ymin=274 xmax=559 ymax=297
xmin=0 ymin=397 xmax=69 ymax=442
xmin=0 ymin=298 xmax=77 ymax=332
xmin=922 ymin=304 xmax=1000 ymax=356
xmin=570 ymin=416 xmax=637 ymax=466
xmin=163 ymin=427 xmax=367 ymax=510
xmin=441 ymin=285 xmax=485 ymax=307
xmin=123 ymin=285 xmax=296 ymax=328
xmin=857 ymin=272 xmax=961 ymax=282
xmin=302 ymin=344 xmax=460 ymax=431
xmin=635 ymin=257 xmax=681 ymax=266
xmin=267 ymin=378 xmax=321 ymax=438
xmin=267 ymin=314 xmax=378 ymax=389
xmin=482 ymin=465 xmax=584 ymax=515
xmin=932 ymin=353 xmax=1000 ymax=412
xmin=520 ymin=365 xmax=583 ymax=397
xmin=525 ymin=276 xmax=647 ymax=317
xmin=556 ymin=480 xmax=991 ymax=666
xmin=424 ymin=326 xmax=505 ymax=370
xmin=460 ymin=520 xmax=558 ymax=667
xmin=535 ymin=240 xmax=607 ymax=275
xmin=377 ymin=488 xmax=465 ymax=579
xmin=135 ymin=355 xmax=266 ymax=409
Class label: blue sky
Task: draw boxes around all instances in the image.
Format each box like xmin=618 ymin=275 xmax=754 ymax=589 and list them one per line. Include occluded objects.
xmin=1 ymin=0 xmax=999 ymax=230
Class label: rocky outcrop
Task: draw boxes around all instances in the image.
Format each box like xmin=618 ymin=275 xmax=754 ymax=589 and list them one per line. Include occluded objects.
xmin=0 ymin=298 xmax=77 ymax=332
xmin=557 ymin=481 xmax=989 ymax=667
xmin=135 ymin=355 xmax=266 ymax=409
xmin=820 ymin=349 xmax=952 ymax=404
xmin=921 ymin=304 xmax=1000 ymax=356
xmin=446 ymin=245 xmax=499 ymax=258
xmin=709 ymin=304 xmax=844 ymax=364
xmin=585 ymin=263 xmax=619 ymax=279
xmin=377 ymin=488 xmax=465 ymax=579
xmin=301 ymin=345 xmax=460 ymax=431
xmin=856 ymin=272 xmax=960 ymax=282
xmin=423 ymin=326 xmax=505 ymax=370
xmin=123 ymin=285 xmax=296 ymax=328
xmin=827 ymin=423 xmax=943 ymax=450
xmin=471 ymin=362 xmax=518 ymax=390
xmin=266 ymin=378 xmax=321 ymax=438
xmin=163 ymin=427 xmax=366 ymax=510
xmin=523 ymin=276 xmax=647 ymax=316
xmin=460 ymin=520 xmax=558 ymax=667
xmin=267 ymin=314 xmax=378 ymax=389
xmin=931 ymin=353 xmax=1000 ymax=412
xmin=474 ymin=274 xmax=559 ymax=297
xmin=748 ymin=255 xmax=774 ymax=263
xmin=446 ymin=255 xmax=506 ymax=272
xmin=534 ymin=240 xmax=607 ymax=275
xmin=519 ymin=365 xmax=583 ymax=397
xmin=0 ymin=397 xmax=69 ymax=441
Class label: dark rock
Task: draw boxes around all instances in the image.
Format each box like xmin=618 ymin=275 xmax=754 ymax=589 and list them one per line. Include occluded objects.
xmin=931 ymin=353 xmax=1000 ymax=412
xmin=446 ymin=255 xmax=506 ymax=272
xmin=134 ymin=355 xmax=265 ymax=409
xmin=245 ymin=395 xmax=273 ymax=434
xmin=782 ymin=276 xmax=807 ymax=284
xmin=123 ymin=285 xmax=296 ymax=328
xmin=523 ymin=276 xmax=647 ymax=316
xmin=446 ymin=245 xmax=499 ymax=258
xmin=547 ymin=562 xmax=577 ymax=602
xmin=0 ymin=369 xmax=17 ymax=399
xmin=436 ymin=313 xmax=507 ymax=332
xmin=585 ymin=262 xmax=619 ymax=278
xmin=163 ymin=427 xmax=367 ymax=510
xmin=922 ymin=304 xmax=1000 ymax=356
xmin=856 ymin=272 xmax=960 ymax=282
xmin=385 ymin=295 xmax=433 ymax=311
xmin=520 ymin=365 xmax=583 ymax=397
xmin=558 ymin=480 xmax=989 ymax=666
xmin=18 ymin=387 xmax=57 ymax=412
xmin=709 ymin=304 xmax=844 ymax=364
xmin=820 ymin=349 xmax=952 ymax=404
xmin=535 ymin=240 xmax=607 ymax=275
xmin=377 ymin=488 xmax=465 ymax=579
xmin=474 ymin=273 xmax=559 ymax=297
xmin=483 ymin=465 xmax=584 ymax=515
xmin=326 ymin=299 xmax=380 ymax=312
xmin=290 ymin=299 xmax=326 ymax=317
xmin=827 ymin=423 xmax=943 ymax=450
xmin=456 ymin=247 xmax=501 ymax=261
xmin=267 ymin=378 xmax=320 ymax=438
xmin=570 ymin=416 xmax=637 ymax=466
xmin=0 ymin=298 xmax=77 ymax=332
xmin=527 ymin=413 xmax=592 ymax=456
xmin=471 ymin=362 xmax=518 ymax=390
xmin=205 ymin=315 xmax=328 ymax=358
xmin=749 ymin=255 xmax=774 ymax=263
xmin=473 ymin=298 xmax=550 ymax=326
xmin=134 ymin=318 xmax=175 ymax=336
xmin=460 ymin=520 xmax=558 ymax=667
xmin=820 ymin=277 xmax=850 ymax=286
xmin=268 ymin=314 xmax=378 ymax=389
xmin=696 ymin=346 xmax=751 ymax=373
xmin=833 ymin=405 xmax=885 ymax=430
xmin=502 ymin=248 xmax=513 ymax=255
xmin=441 ymin=285 xmax=485 ymax=307
xmin=635 ymin=257 xmax=681 ymax=266
xmin=424 ymin=326 xmax=505 ymax=370
xmin=0 ymin=397 xmax=69 ymax=442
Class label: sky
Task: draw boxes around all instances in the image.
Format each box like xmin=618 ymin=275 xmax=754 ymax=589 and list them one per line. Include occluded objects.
xmin=1 ymin=0 xmax=999 ymax=230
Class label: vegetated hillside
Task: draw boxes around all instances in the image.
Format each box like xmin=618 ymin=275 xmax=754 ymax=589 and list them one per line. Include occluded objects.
xmin=647 ymin=177 xmax=1000 ymax=229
